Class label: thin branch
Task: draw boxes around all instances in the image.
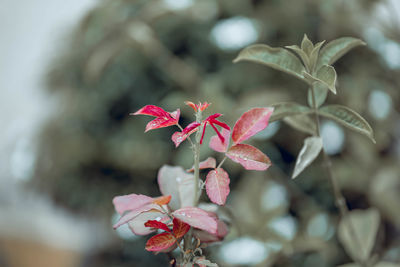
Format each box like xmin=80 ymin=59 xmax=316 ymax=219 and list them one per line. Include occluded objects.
xmin=310 ymin=86 xmax=368 ymax=267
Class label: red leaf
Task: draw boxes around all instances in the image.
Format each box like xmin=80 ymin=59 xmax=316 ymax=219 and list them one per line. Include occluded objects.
xmin=171 ymin=122 xmax=200 ymax=147
xmin=133 ymin=105 xmax=169 ymax=117
xmin=198 ymin=102 xmax=210 ymax=111
xmin=226 ymin=144 xmax=271 ymax=171
xmin=133 ymin=105 xmax=179 ymax=132
xmin=144 ymin=220 xmax=171 ymax=233
xmin=172 ymin=218 xmax=190 ymax=239
xmin=152 ymin=195 xmax=172 ymax=206
xmin=187 ymin=157 xmax=217 ymax=172
xmin=145 ymin=117 xmax=178 ymax=132
xmin=209 ymin=128 xmax=230 ymax=153
xmin=145 ymin=232 xmax=176 ymax=252
xmin=205 ymin=168 xmax=230 ymax=205
xmin=172 ymin=207 xmax=218 ymax=234
xmin=185 ymin=101 xmax=198 ymax=112
xmin=205 ymin=113 xmax=222 ymax=121
xmin=232 ymin=107 xmax=274 ymax=144
xmin=113 ymin=194 xmax=153 ymax=215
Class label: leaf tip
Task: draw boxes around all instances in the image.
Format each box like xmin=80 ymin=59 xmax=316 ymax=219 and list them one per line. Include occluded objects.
xmin=232 ymin=56 xmax=240 ymax=63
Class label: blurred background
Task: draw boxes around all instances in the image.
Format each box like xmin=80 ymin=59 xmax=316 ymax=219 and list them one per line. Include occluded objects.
xmin=1 ymin=0 xmax=400 ymax=266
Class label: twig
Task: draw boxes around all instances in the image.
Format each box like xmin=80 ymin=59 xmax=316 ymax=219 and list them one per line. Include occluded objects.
xmin=310 ymin=85 xmax=368 ymax=267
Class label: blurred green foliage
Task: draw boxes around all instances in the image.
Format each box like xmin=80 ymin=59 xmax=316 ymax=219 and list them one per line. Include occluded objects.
xmin=32 ymin=0 xmax=400 ymax=266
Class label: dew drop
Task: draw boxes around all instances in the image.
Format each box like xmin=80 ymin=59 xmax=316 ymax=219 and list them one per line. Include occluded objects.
xmin=181 ymin=212 xmax=186 ymax=216
xmin=176 ymin=177 xmax=182 ymax=182
xmin=155 ymin=216 xmax=162 ymax=221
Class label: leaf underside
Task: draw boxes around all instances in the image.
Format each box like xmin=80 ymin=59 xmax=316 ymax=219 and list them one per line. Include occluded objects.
xmin=319 ymin=105 xmax=375 ymax=143
xmin=292 ymin=136 xmax=323 ymax=178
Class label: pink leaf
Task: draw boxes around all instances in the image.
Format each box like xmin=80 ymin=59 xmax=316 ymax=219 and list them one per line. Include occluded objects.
xmin=133 ymin=105 xmax=170 ymax=117
xmin=193 ymin=219 xmax=229 ymax=243
xmin=232 ymin=107 xmax=274 ymax=144
xmin=205 ymin=168 xmax=230 ymax=205
xmin=113 ymin=203 xmax=161 ymax=229
xmin=172 ymin=207 xmax=218 ymax=234
xmin=226 ymin=144 xmax=271 ymax=171
xmin=128 ymin=211 xmax=167 ymax=235
xmin=172 ymin=218 xmax=190 ymax=239
xmin=169 ymin=108 xmax=180 ymax=121
xmin=209 ymin=128 xmax=230 ymax=153
xmin=145 ymin=232 xmax=176 ymax=252
xmin=187 ymin=157 xmax=217 ymax=172
xmin=145 ymin=220 xmax=171 ymax=233
xmin=113 ymin=194 xmax=153 ymax=215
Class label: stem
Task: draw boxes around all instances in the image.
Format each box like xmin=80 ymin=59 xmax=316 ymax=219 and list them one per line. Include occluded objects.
xmin=310 ymin=86 xmax=368 ymax=267
xmin=193 ymin=110 xmax=203 ymax=204
xmin=217 ymin=156 xmax=227 ymax=169
xmin=183 ymin=110 xmax=203 ymax=254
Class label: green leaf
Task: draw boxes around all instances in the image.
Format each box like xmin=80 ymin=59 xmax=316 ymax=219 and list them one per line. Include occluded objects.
xmin=233 ymin=44 xmax=306 ymax=81
xmin=304 ymin=65 xmax=337 ymax=94
xmin=292 ymin=136 xmax=323 ymax=178
xmin=270 ymin=102 xmax=312 ymax=122
xmin=375 ymin=262 xmax=400 ymax=267
xmin=307 ymin=83 xmax=328 ymax=108
xmin=337 ymin=263 xmax=400 ymax=267
xmin=301 ymin=34 xmax=314 ymax=55
xmin=319 ymin=105 xmax=375 ymax=143
xmin=285 ymin=45 xmax=310 ymax=68
xmin=284 ymin=114 xmax=317 ymax=135
xmin=338 ymin=209 xmax=380 ymax=262
xmin=309 ymin=40 xmax=325 ymax=70
xmin=317 ymin=37 xmax=366 ymax=68
xmin=336 ymin=263 xmax=360 ymax=267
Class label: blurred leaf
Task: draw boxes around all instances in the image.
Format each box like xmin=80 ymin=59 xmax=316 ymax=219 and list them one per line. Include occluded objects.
xmin=374 ymin=262 xmax=400 ymax=267
xmin=233 ymin=44 xmax=306 ymax=81
xmin=283 ymin=114 xmax=317 ymax=135
xmin=307 ymin=83 xmax=328 ymax=108
xmin=194 ymin=257 xmax=219 ymax=267
xmin=270 ymin=102 xmax=312 ymax=122
xmin=317 ymin=37 xmax=366 ymax=68
xmin=338 ymin=209 xmax=380 ymax=262
xmin=292 ymin=136 xmax=323 ymax=178
xmin=319 ymin=105 xmax=375 ymax=143
xmin=304 ymin=65 xmax=337 ymax=94
xmin=337 ymin=262 xmax=400 ymax=267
